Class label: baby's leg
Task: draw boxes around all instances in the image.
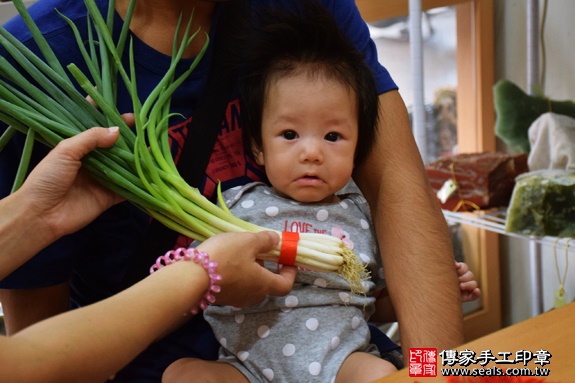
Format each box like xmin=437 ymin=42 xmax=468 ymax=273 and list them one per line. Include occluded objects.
xmin=162 ymin=358 xmax=249 ymax=383
xmin=336 ymin=352 xmax=398 ymax=383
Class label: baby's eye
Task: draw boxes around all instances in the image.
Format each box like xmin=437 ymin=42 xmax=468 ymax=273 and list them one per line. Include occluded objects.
xmin=325 ymin=132 xmax=341 ymax=142
xmin=281 ymin=130 xmax=298 ymax=140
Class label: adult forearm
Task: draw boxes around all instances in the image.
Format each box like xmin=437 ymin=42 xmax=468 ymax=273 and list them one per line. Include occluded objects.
xmin=4 ymin=260 xmax=207 ymax=383
xmin=0 ymin=193 xmax=55 ymax=280
xmin=0 ymin=230 xmax=293 ymax=383
xmin=355 ymin=91 xmax=464 ymax=356
xmin=374 ymin=178 xmax=464 ymax=352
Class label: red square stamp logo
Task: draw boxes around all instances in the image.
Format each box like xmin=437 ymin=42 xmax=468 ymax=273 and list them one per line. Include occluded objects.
xmin=409 ymin=348 xmax=438 ymax=377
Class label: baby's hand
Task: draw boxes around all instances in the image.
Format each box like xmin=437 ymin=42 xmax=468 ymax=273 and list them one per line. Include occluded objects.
xmin=455 ymin=261 xmax=481 ymax=302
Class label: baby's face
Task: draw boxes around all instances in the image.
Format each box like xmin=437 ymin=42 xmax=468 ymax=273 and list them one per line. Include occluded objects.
xmin=256 ymin=73 xmax=358 ymax=203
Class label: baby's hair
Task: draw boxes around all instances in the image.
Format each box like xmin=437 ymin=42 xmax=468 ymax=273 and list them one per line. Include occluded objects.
xmin=240 ymin=0 xmax=380 ymax=165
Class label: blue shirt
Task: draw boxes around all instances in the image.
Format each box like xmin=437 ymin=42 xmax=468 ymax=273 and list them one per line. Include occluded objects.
xmin=0 ymin=1 xmax=398 ymax=381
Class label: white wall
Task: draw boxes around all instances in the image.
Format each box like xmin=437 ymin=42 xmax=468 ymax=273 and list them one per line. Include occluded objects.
xmin=0 ymin=1 xmax=37 ymax=25
xmin=495 ymin=0 xmax=575 ymax=326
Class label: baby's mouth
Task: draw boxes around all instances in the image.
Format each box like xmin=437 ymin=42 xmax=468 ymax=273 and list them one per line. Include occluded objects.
xmin=297 ymin=175 xmax=323 ymax=184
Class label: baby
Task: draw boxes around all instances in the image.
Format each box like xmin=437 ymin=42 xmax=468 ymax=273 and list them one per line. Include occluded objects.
xmin=163 ymin=2 xmax=479 ymax=382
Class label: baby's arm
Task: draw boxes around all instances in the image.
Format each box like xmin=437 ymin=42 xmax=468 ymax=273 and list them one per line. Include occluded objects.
xmin=456 ymin=261 xmax=481 ymax=302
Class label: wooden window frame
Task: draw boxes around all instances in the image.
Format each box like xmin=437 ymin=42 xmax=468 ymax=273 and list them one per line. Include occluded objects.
xmin=355 ymin=0 xmax=501 ymax=342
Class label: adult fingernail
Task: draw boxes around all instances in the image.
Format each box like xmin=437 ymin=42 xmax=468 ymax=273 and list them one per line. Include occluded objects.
xmin=108 ymin=126 xmax=119 ymax=134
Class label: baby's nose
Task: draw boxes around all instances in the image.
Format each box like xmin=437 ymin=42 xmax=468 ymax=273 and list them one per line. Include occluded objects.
xmin=300 ymin=140 xmax=324 ymax=163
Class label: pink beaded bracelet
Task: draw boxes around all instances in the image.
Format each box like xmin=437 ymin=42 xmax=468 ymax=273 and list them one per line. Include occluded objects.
xmin=150 ymin=247 xmax=222 ymax=315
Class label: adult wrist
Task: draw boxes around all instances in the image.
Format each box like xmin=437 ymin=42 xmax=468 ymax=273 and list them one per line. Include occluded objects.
xmin=149 ymin=247 xmax=222 ymax=314
xmin=0 ymin=191 xmax=53 ymax=248
xmin=0 ymin=192 xmax=54 ymax=278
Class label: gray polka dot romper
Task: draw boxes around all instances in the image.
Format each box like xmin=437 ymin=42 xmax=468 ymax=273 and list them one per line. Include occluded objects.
xmin=203 ymin=182 xmax=386 ymax=383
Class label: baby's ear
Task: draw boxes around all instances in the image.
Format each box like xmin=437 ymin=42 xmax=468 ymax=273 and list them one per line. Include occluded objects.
xmin=252 ymin=143 xmax=264 ymax=166
xmin=255 ymin=151 xmax=265 ymax=166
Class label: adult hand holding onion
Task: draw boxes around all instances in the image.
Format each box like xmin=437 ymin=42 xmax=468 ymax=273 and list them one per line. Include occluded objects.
xmin=0 ymin=0 xmax=368 ymax=292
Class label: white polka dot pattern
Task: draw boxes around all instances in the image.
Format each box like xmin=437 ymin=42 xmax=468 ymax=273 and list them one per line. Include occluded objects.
xmin=258 ymin=325 xmax=270 ymax=338
xmin=330 ymin=336 xmax=340 ymax=349
xmin=309 ymin=362 xmax=322 ymax=376
xmin=313 ymin=278 xmax=327 ymax=288
xmin=263 ymin=369 xmax=274 ymax=381
xmin=338 ymin=292 xmax=350 ymax=303
xmin=237 ymin=351 xmax=249 ymax=362
xmin=285 ymin=295 xmax=298 ymax=307
xmin=265 ymin=206 xmax=279 ymax=217
xmin=306 ymin=318 xmax=319 ymax=331
xmin=283 ymin=344 xmax=296 ymax=356
xmin=316 ymin=209 xmax=329 ymax=221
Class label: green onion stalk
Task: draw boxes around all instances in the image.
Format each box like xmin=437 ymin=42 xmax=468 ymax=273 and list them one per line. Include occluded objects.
xmin=0 ymin=0 xmax=368 ymax=293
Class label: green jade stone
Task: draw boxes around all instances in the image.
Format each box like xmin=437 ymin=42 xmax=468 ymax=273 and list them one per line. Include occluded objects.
xmin=554 ymin=289 xmax=568 ymax=309
xmin=505 ymin=171 xmax=575 ymax=237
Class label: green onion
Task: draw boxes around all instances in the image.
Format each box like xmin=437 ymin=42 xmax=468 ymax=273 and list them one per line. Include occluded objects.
xmin=0 ymin=0 xmax=368 ymax=293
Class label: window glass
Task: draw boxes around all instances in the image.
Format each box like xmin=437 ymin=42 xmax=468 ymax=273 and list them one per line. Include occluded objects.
xmin=368 ymin=7 xmax=458 ymax=163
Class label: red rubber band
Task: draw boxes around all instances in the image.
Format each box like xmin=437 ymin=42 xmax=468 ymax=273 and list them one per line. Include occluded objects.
xmin=278 ymin=231 xmax=300 ymax=266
